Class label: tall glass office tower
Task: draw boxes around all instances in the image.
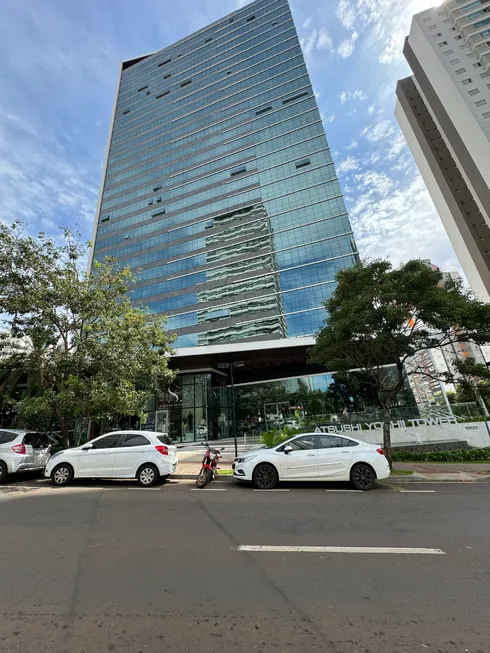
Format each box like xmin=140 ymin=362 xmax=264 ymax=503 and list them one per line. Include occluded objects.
xmin=90 ymin=0 xmax=359 ymax=350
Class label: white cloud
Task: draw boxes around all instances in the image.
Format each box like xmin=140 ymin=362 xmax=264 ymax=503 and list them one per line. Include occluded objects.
xmin=337 ymin=31 xmax=359 ymax=58
xmin=300 ymin=26 xmax=334 ymax=58
xmin=0 ymin=109 xmax=98 ymax=237
xmin=300 ymin=30 xmax=318 ymax=58
xmin=346 ymin=140 xmax=359 ymax=150
xmin=337 ymin=0 xmax=357 ymax=30
xmin=303 ymin=17 xmax=313 ymax=29
xmin=317 ymin=27 xmax=334 ymax=51
xmin=350 ymin=172 xmax=455 ymax=269
xmin=334 ymin=0 xmax=438 ymax=64
xmin=321 ymin=112 xmax=336 ymax=123
xmin=361 ymin=119 xmax=396 ymax=141
xmin=379 ymin=28 xmax=406 ymax=64
xmin=339 ymin=89 xmax=367 ymax=104
xmin=337 ymin=156 xmax=361 ymax=174
xmin=368 ymin=104 xmax=375 ymax=115
xmin=353 ymin=170 xmax=396 ymax=197
xmin=386 ymin=130 xmax=408 ymax=160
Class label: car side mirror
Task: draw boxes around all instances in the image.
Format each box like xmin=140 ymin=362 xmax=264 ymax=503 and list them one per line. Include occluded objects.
xmin=283 ymin=445 xmax=293 ymax=455
xmin=81 ymin=443 xmax=93 ymax=451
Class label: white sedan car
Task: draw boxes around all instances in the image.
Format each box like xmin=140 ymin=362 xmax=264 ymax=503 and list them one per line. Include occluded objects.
xmin=233 ymin=432 xmax=390 ymax=490
xmin=46 ymin=431 xmax=178 ymax=487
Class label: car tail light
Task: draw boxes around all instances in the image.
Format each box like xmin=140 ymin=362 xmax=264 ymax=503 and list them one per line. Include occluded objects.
xmin=376 ymin=448 xmax=384 ymax=455
xmin=12 ymin=444 xmax=26 ymax=454
xmin=155 ymin=445 xmax=169 ymax=456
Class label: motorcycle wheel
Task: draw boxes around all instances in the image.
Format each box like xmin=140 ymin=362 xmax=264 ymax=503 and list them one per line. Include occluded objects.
xmin=196 ymin=467 xmax=213 ymax=488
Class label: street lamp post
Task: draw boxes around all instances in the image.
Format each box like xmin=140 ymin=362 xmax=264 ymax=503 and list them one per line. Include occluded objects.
xmin=218 ymin=361 xmax=244 ymax=458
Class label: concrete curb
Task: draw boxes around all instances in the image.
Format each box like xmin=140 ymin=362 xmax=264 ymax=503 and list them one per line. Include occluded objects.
xmin=386 ymin=476 xmax=490 ymax=483
xmin=173 ymin=473 xmax=490 ymax=483
xmin=172 ymin=474 xmax=234 ymax=481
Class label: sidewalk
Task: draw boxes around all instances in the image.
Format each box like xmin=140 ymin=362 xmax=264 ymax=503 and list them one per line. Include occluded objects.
xmin=175 ymin=460 xmax=490 ymax=482
xmin=392 ymin=462 xmax=490 ymax=482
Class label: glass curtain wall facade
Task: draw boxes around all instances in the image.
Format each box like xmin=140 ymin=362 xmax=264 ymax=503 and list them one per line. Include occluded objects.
xmin=91 ymin=0 xmax=359 ymax=348
xmin=141 ymin=369 xmax=418 ymax=443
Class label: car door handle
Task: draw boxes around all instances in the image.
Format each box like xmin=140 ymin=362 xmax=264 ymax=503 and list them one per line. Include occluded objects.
xmin=306 ymin=454 xmax=315 ymax=457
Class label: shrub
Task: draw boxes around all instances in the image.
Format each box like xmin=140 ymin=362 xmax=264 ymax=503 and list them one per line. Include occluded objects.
xmin=259 ymin=425 xmax=301 ymax=447
xmin=392 ymin=447 xmax=490 ymax=462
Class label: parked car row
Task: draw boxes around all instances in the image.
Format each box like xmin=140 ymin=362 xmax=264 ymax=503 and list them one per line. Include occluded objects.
xmin=1 ymin=429 xmax=390 ymax=491
xmin=0 ymin=430 xmax=178 ymax=487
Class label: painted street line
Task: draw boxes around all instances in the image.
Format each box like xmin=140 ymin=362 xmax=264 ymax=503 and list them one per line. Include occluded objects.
xmin=191 ymin=488 xmax=227 ymax=491
xmin=325 ymin=489 xmax=362 ymax=492
xmin=237 ymin=545 xmax=445 ymax=554
xmin=254 ymin=489 xmax=290 ymax=492
xmin=398 ymin=489 xmax=436 ymax=493
xmin=125 ymin=487 xmax=161 ymax=491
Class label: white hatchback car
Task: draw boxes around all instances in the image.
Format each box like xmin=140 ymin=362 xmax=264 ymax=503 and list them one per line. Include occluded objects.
xmin=0 ymin=430 xmax=52 ymax=483
xmin=46 ymin=431 xmax=178 ymax=487
xmin=233 ymin=432 xmax=390 ymax=490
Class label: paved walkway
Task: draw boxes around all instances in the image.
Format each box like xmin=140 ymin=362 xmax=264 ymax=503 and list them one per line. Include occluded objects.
xmin=394 ymin=462 xmax=490 ymax=474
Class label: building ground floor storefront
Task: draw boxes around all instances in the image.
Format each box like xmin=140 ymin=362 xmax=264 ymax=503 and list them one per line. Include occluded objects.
xmin=141 ymin=338 xmax=420 ymax=444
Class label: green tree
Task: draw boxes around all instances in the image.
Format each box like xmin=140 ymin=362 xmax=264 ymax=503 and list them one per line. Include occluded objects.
xmin=0 ymin=221 xmax=175 ymax=446
xmin=450 ymin=358 xmax=490 ymax=436
xmin=310 ymin=259 xmax=490 ymax=467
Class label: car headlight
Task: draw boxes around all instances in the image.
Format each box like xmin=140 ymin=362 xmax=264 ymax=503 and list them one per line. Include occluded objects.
xmin=235 ymin=455 xmax=257 ymax=464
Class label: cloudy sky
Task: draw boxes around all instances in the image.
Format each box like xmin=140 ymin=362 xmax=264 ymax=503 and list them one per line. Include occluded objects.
xmin=0 ymin=0 xmax=460 ymax=275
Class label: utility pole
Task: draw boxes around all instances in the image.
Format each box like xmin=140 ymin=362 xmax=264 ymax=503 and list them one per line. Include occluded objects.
xmin=218 ymin=361 xmax=244 ymax=457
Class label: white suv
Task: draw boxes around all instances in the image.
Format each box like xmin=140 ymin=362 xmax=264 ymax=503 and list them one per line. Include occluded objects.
xmin=45 ymin=431 xmax=178 ymax=487
xmin=0 ymin=430 xmax=52 ymax=483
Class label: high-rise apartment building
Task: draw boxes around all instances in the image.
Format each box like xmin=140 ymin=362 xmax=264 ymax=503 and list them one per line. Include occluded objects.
xmin=395 ymin=0 xmax=490 ymax=302
xmin=90 ymin=0 xmax=358 ymax=351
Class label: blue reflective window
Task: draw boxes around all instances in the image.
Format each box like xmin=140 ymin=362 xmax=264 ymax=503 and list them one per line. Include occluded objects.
xmin=93 ymin=0 xmax=359 ymax=348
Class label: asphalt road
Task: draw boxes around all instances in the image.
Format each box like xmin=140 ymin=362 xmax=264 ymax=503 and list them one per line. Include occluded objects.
xmin=0 ymin=478 xmax=489 ymax=653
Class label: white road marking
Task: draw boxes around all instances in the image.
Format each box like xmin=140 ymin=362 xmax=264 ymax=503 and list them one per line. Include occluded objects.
xmin=398 ymin=489 xmax=437 ymax=493
xmin=125 ymin=487 xmax=161 ymax=491
xmin=254 ymin=489 xmax=290 ymax=492
xmin=191 ymin=488 xmax=227 ymax=491
xmin=237 ymin=545 xmax=445 ymax=555
xmin=325 ymin=489 xmax=362 ymax=492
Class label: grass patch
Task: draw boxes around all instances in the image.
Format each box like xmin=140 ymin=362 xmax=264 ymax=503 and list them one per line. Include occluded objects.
xmin=390 ymin=469 xmax=414 ymax=476
xmin=392 ymin=447 xmax=490 ymax=463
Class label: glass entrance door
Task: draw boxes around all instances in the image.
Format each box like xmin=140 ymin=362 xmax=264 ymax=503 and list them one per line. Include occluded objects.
xmin=155 ymin=410 xmax=169 ymax=434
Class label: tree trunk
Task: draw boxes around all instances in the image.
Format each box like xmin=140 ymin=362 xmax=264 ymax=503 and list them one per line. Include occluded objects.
xmin=58 ymin=418 xmax=70 ymax=448
xmin=55 ymin=405 xmax=70 ymax=448
xmin=382 ymin=405 xmax=392 ymax=470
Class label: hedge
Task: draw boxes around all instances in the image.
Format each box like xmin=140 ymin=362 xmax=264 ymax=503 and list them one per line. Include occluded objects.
xmin=392 ymin=447 xmax=490 ymax=462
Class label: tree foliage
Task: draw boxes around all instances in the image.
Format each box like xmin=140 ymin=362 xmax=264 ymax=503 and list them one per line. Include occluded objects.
xmin=310 ymin=259 xmax=490 ymax=466
xmin=0 ymin=221 xmax=175 ymax=446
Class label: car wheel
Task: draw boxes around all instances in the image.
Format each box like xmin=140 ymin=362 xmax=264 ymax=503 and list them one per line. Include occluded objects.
xmin=51 ymin=463 xmax=74 ymax=487
xmin=137 ymin=464 xmax=159 ymax=487
xmin=0 ymin=461 xmax=7 ymax=485
xmin=350 ymin=463 xmax=376 ymax=490
xmin=253 ymin=463 xmax=278 ymax=490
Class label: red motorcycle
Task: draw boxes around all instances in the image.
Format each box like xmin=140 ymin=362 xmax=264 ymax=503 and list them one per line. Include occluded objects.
xmin=196 ymin=443 xmax=224 ymax=488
